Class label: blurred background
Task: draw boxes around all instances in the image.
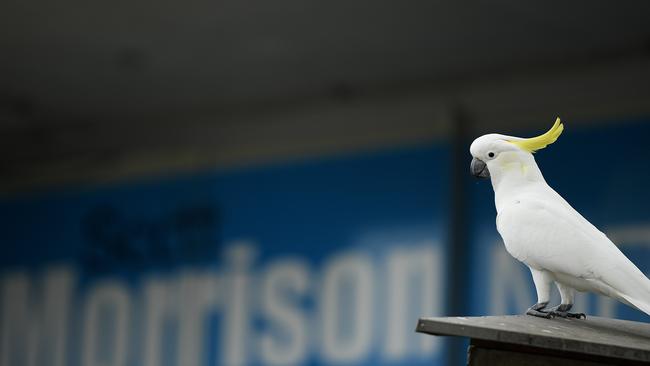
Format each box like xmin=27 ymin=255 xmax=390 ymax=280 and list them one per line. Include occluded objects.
xmin=2 ymin=1 xmax=650 ymax=365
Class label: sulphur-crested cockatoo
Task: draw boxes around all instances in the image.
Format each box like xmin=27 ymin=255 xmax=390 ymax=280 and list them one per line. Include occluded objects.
xmin=470 ymin=118 xmax=650 ymax=318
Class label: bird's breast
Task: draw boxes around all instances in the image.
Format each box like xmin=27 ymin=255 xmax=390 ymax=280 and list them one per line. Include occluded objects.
xmin=495 ymin=199 xmax=535 ymax=263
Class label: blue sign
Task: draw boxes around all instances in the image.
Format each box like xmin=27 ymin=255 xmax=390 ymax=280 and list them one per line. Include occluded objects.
xmin=467 ymin=119 xmax=650 ymax=322
xmin=4 ymin=118 xmax=650 ymax=366
xmin=0 ymin=145 xmax=450 ymax=366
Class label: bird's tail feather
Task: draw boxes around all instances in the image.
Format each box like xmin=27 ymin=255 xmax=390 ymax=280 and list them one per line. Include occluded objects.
xmin=606 ymin=253 xmax=650 ymax=317
xmin=618 ymin=292 xmax=650 ymax=316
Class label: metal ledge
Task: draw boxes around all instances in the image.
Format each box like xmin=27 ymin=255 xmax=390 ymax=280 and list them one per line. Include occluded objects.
xmin=416 ymin=315 xmax=650 ymax=363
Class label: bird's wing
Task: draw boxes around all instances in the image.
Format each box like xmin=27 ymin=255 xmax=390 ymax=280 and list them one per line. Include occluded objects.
xmin=497 ymin=192 xmax=650 ymax=314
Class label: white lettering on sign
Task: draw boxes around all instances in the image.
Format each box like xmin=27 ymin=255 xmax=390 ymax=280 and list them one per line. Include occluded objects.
xmin=221 ymin=243 xmax=255 ymax=366
xmin=260 ymin=260 xmax=309 ymax=365
xmin=82 ymin=282 xmax=131 ymax=366
xmin=177 ymin=272 xmax=221 ymax=366
xmin=1 ymin=268 xmax=73 ymax=366
xmin=321 ymin=253 xmax=374 ymax=363
xmin=142 ymin=277 xmax=176 ymax=366
xmin=384 ymin=245 xmax=442 ymax=359
xmin=0 ymin=241 xmax=447 ymax=365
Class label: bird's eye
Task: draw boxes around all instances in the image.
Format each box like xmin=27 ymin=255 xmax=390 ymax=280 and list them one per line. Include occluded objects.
xmin=488 ymin=152 xmax=495 ymax=158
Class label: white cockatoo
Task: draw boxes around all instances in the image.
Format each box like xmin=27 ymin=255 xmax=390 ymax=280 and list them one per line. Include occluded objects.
xmin=470 ymin=118 xmax=650 ymax=318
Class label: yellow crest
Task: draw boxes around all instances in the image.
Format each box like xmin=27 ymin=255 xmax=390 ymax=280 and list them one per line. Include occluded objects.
xmin=509 ymin=117 xmax=564 ymax=153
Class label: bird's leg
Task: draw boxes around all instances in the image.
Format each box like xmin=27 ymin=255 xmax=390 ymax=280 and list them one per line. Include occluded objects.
xmin=550 ymin=282 xmax=586 ymax=319
xmin=547 ymin=303 xmax=586 ymax=319
xmin=526 ymin=268 xmax=553 ymax=318
xmin=526 ymin=301 xmax=552 ymax=318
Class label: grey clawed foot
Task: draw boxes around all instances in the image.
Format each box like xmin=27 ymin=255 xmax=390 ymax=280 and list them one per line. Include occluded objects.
xmin=548 ymin=311 xmax=586 ymax=319
xmin=525 ymin=302 xmax=586 ymax=319
xmin=525 ymin=302 xmax=552 ymax=319
xmin=526 ymin=309 xmax=552 ymax=318
xmin=567 ymin=312 xmax=586 ymax=319
xmin=547 ymin=304 xmax=586 ymax=319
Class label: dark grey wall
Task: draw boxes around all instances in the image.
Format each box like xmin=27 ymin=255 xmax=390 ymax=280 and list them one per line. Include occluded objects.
xmin=2 ymin=1 xmax=650 ymax=193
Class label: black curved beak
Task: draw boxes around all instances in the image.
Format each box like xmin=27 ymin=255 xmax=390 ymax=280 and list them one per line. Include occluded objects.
xmin=470 ymin=158 xmax=490 ymax=179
